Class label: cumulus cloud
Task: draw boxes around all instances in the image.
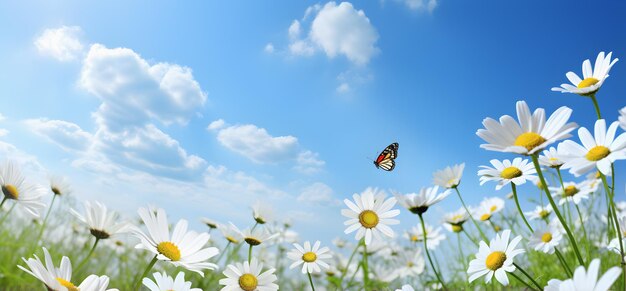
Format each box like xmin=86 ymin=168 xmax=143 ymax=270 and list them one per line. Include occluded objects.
xmin=24 ymin=119 xmax=93 ymax=152
xmin=403 ymin=0 xmax=438 ymax=12
xmin=215 ymin=123 xmax=299 ymax=164
xmin=297 ymin=182 xmax=336 ymax=204
xmin=295 ymin=150 xmax=325 ymax=174
xmin=287 ymin=2 xmax=379 ymax=66
xmin=34 ymin=26 xmax=84 ymax=61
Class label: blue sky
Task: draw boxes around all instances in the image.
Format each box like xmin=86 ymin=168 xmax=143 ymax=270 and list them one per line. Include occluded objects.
xmin=1 ymin=0 xmax=626 ymax=247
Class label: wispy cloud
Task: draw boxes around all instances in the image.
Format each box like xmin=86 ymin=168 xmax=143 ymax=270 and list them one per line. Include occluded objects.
xmin=34 ymin=26 xmax=84 ymax=61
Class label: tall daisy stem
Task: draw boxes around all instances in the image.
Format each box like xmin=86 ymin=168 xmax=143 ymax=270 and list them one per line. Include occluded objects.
xmin=531 ymin=154 xmax=584 ymax=265
xmin=76 ymin=237 xmax=100 ymax=272
xmin=457 ymin=233 xmax=469 ymax=282
xmin=307 ymin=271 xmax=316 ymax=291
xmin=35 ymin=194 xmax=57 ymax=245
xmin=590 ymin=94 xmax=602 ymax=119
xmin=454 ymin=187 xmax=488 ymax=241
xmin=513 ymin=263 xmax=542 ymax=290
xmin=339 ymin=240 xmax=361 ymax=287
xmin=248 ymin=244 xmax=253 ymax=264
xmin=600 ymin=172 xmax=626 ymax=287
xmin=554 ymin=248 xmax=573 ymax=277
xmin=574 ymin=204 xmax=591 ymax=260
xmin=361 ymin=240 xmax=370 ymax=289
xmin=419 ymin=214 xmax=447 ymax=290
xmin=0 ymin=197 xmax=6 ymax=209
xmin=511 ymin=184 xmax=533 ymax=232
xmin=215 ymin=241 xmax=231 ymax=264
xmin=509 ymin=272 xmax=538 ymax=291
xmin=134 ymin=254 xmax=158 ymax=291
xmin=462 ymin=228 xmax=479 ymax=246
xmin=0 ymin=202 xmax=16 ymax=226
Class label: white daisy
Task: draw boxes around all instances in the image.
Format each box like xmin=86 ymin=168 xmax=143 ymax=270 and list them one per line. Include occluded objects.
xmin=467 ymin=229 xmax=524 ymax=286
xmin=18 ymin=247 xmax=117 ymax=291
xmin=341 ymin=188 xmax=400 ymax=245
xmin=405 ymin=223 xmax=446 ymax=250
xmin=550 ymin=180 xmax=595 ymax=205
xmin=539 ymin=147 xmax=565 ymax=168
xmin=559 ymin=119 xmax=626 ymax=176
xmin=524 ymin=205 xmax=552 ymax=220
xmin=478 ymin=158 xmax=537 ymax=190
xmin=432 ymin=163 xmax=465 ymax=188
xmin=552 ymin=51 xmax=619 ymax=96
xmin=201 ymin=217 xmax=218 ymax=230
xmin=49 ymin=175 xmax=71 ymax=196
xmin=287 ymin=240 xmax=332 ymax=274
xmin=70 ymin=201 xmax=128 ymax=240
xmin=252 ymin=201 xmax=274 ymax=224
xmin=476 ymin=100 xmax=577 ymax=155
xmin=0 ymin=162 xmax=46 ymax=218
xmin=143 ymin=272 xmax=201 ymax=291
xmin=527 ymin=224 xmax=563 ymax=254
xmin=219 ymin=258 xmax=278 ymax=291
xmin=480 ymin=197 xmax=505 ymax=215
xmin=607 ymin=215 xmax=626 ymax=256
xmin=393 ymin=186 xmax=451 ymax=215
xmin=395 ymin=249 xmax=425 ymax=278
xmin=219 ymin=223 xmax=245 ymax=244
xmin=442 ymin=208 xmax=470 ymax=233
xmin=545 ymin=259 xmax=620 ymax=291
xmin=234 ymin=225 xmax=279 ymax=247
xmin=396 ymin=285 xmax=415 ymax=291
xmin=132 ymin=207 xmax=219 ymax=275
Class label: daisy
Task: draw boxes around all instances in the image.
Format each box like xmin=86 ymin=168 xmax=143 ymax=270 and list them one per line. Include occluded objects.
xmin=287 ymin=240 xmax=332 ymax=274
xmin=0 ymin=162 xmax=46 ymax=218
xmin=219 ymin=223 xmax=245 ymax=244
xmin=432 ymin=163 xmax=465 ymax=188
xmin=201 ymin=217 xmax=218 ymax=230
xmin=18 ymin=247 xmax=116 ymax=291
xmin=395 ymin=249 xmax=425 ymax=278
xmin=132 ymin=207 xmax=219 ymax=275
xmin=478 ymin=158 xmax=537 ymax=190
xmin=143 ymin=272 xmax=201 ymax=291
xmin=551 ymin=51 xmax=619 ymax=96
xmin=252 ymin=201 xmax=274 ymax=224
xmin=559 ymin=119 xmax=626 ymax=176
xmin=607 ymin=215 xmax=626 ymax=256
xmin=219 ymin=258 xmax=278 ymax=291
xmin=545 ymin=259 xmax=620 ymax=291
xmin=476 ymin=100 xmax=577 ymax=155
xmin=550 ymin=180 xmax=595 ymax=205
xmin=528 ymin=224 xmax=563 ymax=254
xmin=539 ymin=147 xmax=565 ymax=168
xmin=467 ymin=229 xmax=524 ymax=286
xmin=393 ymin=186 xmax=451 ymax=215
xmin=234 ymin=225 xmax=279 ymax=247
xmin=405 ymin=223 xmax=446 ymax=250
xmin=524 ymin=205 xmax=552 ymax=220
xmin=341 ymin=187 xmax=400 ymax=245
xmin=71 ymin=201 xmax=128 ymax=240
xmin=442 ymin=208 xmax=470 ymax=233
xmin=480 ymin=197 xmax=505 ymax=215
xmin=49 ymin=175 xmax=71 ymax=196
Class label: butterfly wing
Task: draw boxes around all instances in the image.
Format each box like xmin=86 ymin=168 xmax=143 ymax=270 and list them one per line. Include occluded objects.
xmin=374 ymin=143 xmax=399 ymax=171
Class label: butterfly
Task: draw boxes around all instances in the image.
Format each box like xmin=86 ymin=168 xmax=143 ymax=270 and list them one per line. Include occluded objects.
xmin=373 ymin=142 xmax=398 ymax=171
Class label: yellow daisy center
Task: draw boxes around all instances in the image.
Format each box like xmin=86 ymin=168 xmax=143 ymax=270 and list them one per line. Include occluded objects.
xmin=358 ymin=210 xmax=379 ymax=229
xmin=447 ymin=178 xmax=457 ymax=187
xmin=254 ymin=217 xmax=266 ymax=224
xmin=480 ymin=213 xmax=491 ymax=221
xmin=563 ymin=185 xmax=579 ymax=197
xmin=578 ymin=77 xmax=599 ymax=89
xmin=451 ymin=224 xmax=463 ymax=233
xmin=541 ymin=232 xmax=553 ymax=243
xmin=489 ymin=205 xmax=498 ymax=213
xmin=226 ymin=236 xmax=239 ymax=244
xmin=51 ymin=186 xmax=62 ymax=196
xmin=410 ymin=235 xmax=419 ymax=242
xmin=90 ymin=228 xmax=111 ymax=239
xmin=56 ymin=278 xmax=78 ymax=291
xmin=586 ymin=146 xmax=610 ymax=161
xmin=485 ymin=251 xmax=507 ymax=271
xmin=539 ymin=210 xmax=549 ymax=218
xmin=2 ymin=184 xmax=19 ymax=199
xmin=245 ymin=237 xmax=262 ymax=246
xmin=537 ymin=181 xmax=546 ymax=190
xmin=501 ymin=167 xmax=523 ymax=179
xmin=156 ymin=241 xmax=181 ymax=261
xmin=514 ymin=132 xmax=546 ymax=152
xmin=239 ymin=273 xmax=258 ymax=291
xmin=494 ymin=225 xmax=502 ymax=232
xmin=302 ymin=251 xmax=317 ymax=263
xmin=407 ymin=261 xmax=415 ymax=267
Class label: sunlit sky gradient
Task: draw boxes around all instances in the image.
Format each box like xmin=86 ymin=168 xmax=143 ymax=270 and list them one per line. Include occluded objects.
xmin=1 ymin=0 xmax=626 ymax=246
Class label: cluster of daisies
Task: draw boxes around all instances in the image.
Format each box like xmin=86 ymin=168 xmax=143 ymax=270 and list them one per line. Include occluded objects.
xmin=1 ymin=51 xmax=626 ymax=290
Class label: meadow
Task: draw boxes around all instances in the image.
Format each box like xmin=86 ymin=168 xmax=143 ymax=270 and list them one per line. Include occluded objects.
xmin=1 ymin=51 xmax=626 ymax=291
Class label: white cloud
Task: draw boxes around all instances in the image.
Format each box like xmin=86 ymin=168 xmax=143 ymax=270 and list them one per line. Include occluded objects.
xmin=207 ymin=119 xmax=226 ymax=131
xmin=404 ymin=0 xmax=438 ymax=12
xmin=264 ymin=43 xmax=275 ymax=53
xmin=34 ymin=26 xmax=84 ymax=61
xmin=215 ymin=123 xmax=299 ymax=164
xmin=297 ymin=182 xmax=336 ymax=204
xmin=336 ymin=82 xmax=351 ymax=93
xmin=24 ymin=119 xmax=93 ymax=152
xmin=294 ymin=150 xmax=325 ymax=174
xmin=0 ymin=113 xmax=6 ymax=121
xmin=287 ymin=2 xmax=379 ymax=66
xmin=0 ymin=129 xmax=8 ymax=137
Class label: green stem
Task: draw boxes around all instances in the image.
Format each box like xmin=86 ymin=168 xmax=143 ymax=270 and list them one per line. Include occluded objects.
xmin=600 ymin=172 xmax=626 ymax=288
xmin=554 ymin=248 xmax=573 ymax=277
xmin=248 ymin=244 xmax=253 ymax=264
xmin=76 ymin=237 xmax=100 ymax=272
xmin=362 ymin=240 xmax=369 ymax=289
xmin=509 ymin=272 xmax=538 ymax=291
xmin=338 ymin=240 xmax=361 ymax=287
xmin=457 ymin=233 xmax=469 ymax=283
xmin=511 ymin=184 xmax=533 ymax=232
xmin=35 ymin=194 xmax=57 ymax=245
xmin=419 ymin=214 xmax=447 ymax=290
xmin=215 ymin=241 xmax=230 ymax=264
xmin=462 ymin=228 xmax=479 ymax=246
xmin=0 ymin=197 xmax=6 ymax=209
xmin=307 ymin=272 xmax=316 ymax=291
xmin=531 ymin=154 xmax=584 ymax=265
xmin=454 ymin=187 xmax=488 ymax=241
xmin=134 ymin=254 xmax=158 ymax=291
xmin=574 ymin=204 xmax=590 ymax=261
xmin=513 ymin=263 xmax=542 ymax=290
xmin=590 ymin=94 xmax=602 ymax=119
xmin=0 ymin=202 xmax=16 ymax=226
